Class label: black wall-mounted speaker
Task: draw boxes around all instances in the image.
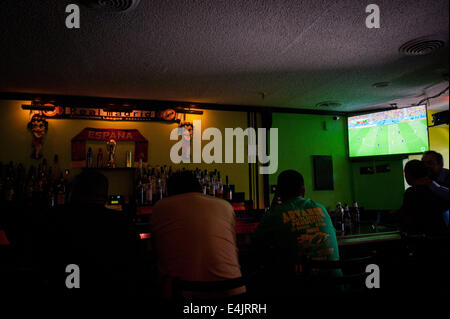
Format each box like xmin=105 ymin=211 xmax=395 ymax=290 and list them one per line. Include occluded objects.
xmin=313 ymin=155 xmax=334 ymax=190
xmin=432 ymin=110 xmax=449 ymax=126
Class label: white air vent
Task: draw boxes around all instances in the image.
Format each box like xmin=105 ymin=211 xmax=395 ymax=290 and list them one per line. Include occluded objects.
xmin=81 ymin=0 xmax=141 ymax=12
xmin=399 ymin=35 xmax=447 ymax=56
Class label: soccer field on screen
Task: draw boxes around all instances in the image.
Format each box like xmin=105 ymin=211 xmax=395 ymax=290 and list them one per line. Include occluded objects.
xmin=348 ymin=119 xmax=429 ymax=157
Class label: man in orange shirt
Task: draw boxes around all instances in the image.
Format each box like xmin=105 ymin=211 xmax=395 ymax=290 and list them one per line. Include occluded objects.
xmin=150 ymin=170 xmax=245 ymax=299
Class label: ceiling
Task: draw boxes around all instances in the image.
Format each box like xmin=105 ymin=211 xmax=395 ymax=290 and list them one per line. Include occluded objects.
xmin=0 ymin=0 xmax=448 ymax=112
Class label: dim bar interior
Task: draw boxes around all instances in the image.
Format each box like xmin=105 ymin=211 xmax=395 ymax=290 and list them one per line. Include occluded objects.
xmin=0 ymin=0 xmax=448 ymax=313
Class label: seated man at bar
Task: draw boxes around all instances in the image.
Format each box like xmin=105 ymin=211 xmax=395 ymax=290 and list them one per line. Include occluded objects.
xmin=401 ymin=160 xmax=448 ymax=235
xmin=422 ymin=150 xmax=449 ymax=188
xmin=251 ymin=169 xmax=340 ymax=295
xmin=150 ymin=170 xmax=245 ymax=299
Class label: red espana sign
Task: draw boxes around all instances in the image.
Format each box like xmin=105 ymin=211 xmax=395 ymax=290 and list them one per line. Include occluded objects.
xmin=71 ymin=128 xmax=148 ymax=166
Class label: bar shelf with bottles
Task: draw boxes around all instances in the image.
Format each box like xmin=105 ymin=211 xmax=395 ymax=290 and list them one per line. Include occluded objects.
xmin=134 ymin=165 xmax=242 ymax=213
xmin=0 ymin=156 xmax=69 ymax=209
xmin=330 ymin=202 xmax=361 ymax=236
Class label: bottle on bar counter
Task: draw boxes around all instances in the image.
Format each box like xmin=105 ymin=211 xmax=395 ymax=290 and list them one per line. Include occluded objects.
xmin=4 ymin=162 xmax=15 ymax=202
xmin=145 ymin=172 xmax=153 ymax=205
xmin=126 ymin=151 xmax=133 ymax=168
xmin=353 ymin=202 xmax=360 ymax=224
xmin=352 ymin=202 xmax=361 ymax=234
xmin=86 ymin=147 xmax=93 ymax=168
xmin=136 ymin=177 xmax=145 ymax=206
xmin=56 ymin=173 xmax=66 ymax=206
xmin=25 ymin=166 xmax=35 ymax=205
xmin=97 ymin=148 xmax=103 ymax=168
xmin=223 ymin=175 xmax=232 ymax=201
xmin=343 ymin=203 xmax=352 ymax=234
xmin=335 ymin=202 xmax=342 ymax=230
xmin=216 ymin=172 xmax=223 ymax=199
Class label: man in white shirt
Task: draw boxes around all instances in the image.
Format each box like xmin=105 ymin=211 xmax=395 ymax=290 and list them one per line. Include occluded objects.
xmin=150 ymin=170 xmax=245 ymax=299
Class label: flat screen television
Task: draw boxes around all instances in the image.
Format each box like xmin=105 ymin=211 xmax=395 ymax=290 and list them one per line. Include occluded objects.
xmin=348 ymin=105 xmax=429 ymax=158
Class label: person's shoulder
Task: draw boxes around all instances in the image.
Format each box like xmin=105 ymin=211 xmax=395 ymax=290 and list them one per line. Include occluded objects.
xmin=293 ymin=197 xmax=328 ymax=212
xmin=198 ymin=194 xmax=234 ymax=213
xmin=404 ymin=185 xmax=432 ymax=199
xmin=154 ymin=193 xmax=232 ymax=209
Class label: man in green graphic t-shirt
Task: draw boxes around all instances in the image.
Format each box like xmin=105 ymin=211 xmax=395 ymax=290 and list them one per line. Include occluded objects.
xmin=252 ymin=170 xmax=340 ymax=285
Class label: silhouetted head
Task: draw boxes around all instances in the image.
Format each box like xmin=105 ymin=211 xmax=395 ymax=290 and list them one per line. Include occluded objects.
xmin=70 ymin=170 xmax=108 ymax=205
xmin=277 ymin=169 xmax=305 ymax=202
xmin=422 ymin=150 xmax=444 ymax=180
xmin=404 ymin=160 xmax=429 ymax=186
xmin=167 ymin=170 xmax=202 ymax=196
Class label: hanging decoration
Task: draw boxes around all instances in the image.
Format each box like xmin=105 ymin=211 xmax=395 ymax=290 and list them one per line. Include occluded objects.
xmin=27 ymin=114 xmax=48 ymax=160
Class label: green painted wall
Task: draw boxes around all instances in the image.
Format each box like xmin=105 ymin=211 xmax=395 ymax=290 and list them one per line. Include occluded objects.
xmin=270 ymin=113 xmax=407 ymax=212
xmin=270 ymin=113 xmax=354 ymax=212
xmin=350 ymin=160 xmax=405 ymax=210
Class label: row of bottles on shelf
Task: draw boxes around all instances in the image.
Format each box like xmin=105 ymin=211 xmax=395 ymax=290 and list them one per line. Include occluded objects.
xmin=135 ymin=165 xmax=233 ymax=206
xmin=0 ymin=156 xmax=69 ymax=207
xmin=85 ymin=147 xmax=134 ymax=168
xmin=331 ymin=202 xmax=361 ymax=234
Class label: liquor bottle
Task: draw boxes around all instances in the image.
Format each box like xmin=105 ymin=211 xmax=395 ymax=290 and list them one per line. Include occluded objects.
xmin=208 ymin=172 xmax=216 ymax=197
xmin=223 ymin=176 xmax=232 ymax=201
xmin=138 ymin=156 xmax=143 ymax=176
xmin=343 ymin=203 xmax=352 ymax=234
xmin=352 ymin=202 xmax=361 ymax=234
xmin=156 ymin=175 xmax=163 ymax=201
xmin=16 ymin=163 xmax=26 ymax=202
xmin=48 ymin=182 xmax=55 ymax=208
xmin=25 ymin=166 xmax=35 ymax=205
xmin=201 ymin=171 xmax=207 ymax=195
xmin=126 ymin=151 xmax=133 ymax=168
xmin=335 ymin=202 xmax=345 ymax=233
xmin=216 ymin=172 xmax=224 ymax=199
xmin=335 ymin=202 xmax=342 ymax=228
xmin=353 ymin=202 xmax=360 ymax=224
xmin=4 ymin=163 xmax=15 ymax=202
xmin=97 ymin=148 xmax=103 ymax=168
xmin=145 ymin=174 xmax=153 ymax=205
xmin=42 ymin=158 xmax=48 ymax=177
xmin=51 ymin=155 xmax=61 ymax=181
xmin=56 ymin=173 xmax=66 ymax=206
xmin=136 ymin=178 xmax=145 ymax=205
xmin=87 ymin=147 xmax=93 ymax=168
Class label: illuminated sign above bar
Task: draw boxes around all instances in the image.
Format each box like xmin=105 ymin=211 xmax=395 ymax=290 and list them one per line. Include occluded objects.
xmin=24 ymin=104 xmax=187 ymax=123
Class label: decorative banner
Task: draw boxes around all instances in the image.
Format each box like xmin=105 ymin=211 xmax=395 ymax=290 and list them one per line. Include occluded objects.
xmin=71 ymin=128 xmax=148 ymax=167
xmin=30 ymin=106 xmax=183 ymax=122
